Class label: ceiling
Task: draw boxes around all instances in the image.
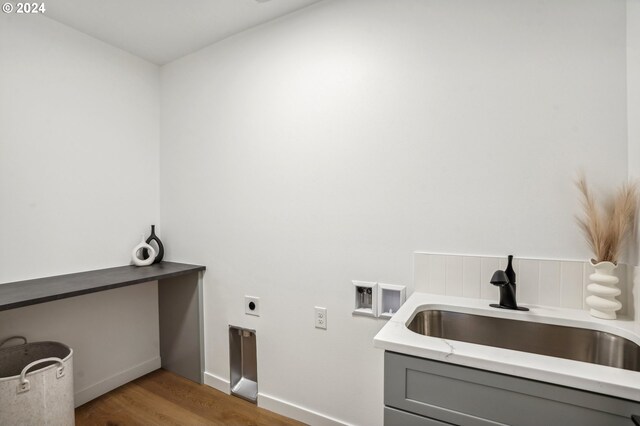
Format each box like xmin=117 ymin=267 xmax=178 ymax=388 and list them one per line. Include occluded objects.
xmin=44 ymin=0 xmax=323 ymax=65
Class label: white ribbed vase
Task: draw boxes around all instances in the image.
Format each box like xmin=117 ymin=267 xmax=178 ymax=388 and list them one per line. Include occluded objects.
xmin=585 ymin=260 xmax=621 ymax=320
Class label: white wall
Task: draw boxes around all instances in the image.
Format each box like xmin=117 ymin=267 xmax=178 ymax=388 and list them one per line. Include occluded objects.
xmin=629 ymin=0 xmax=640 ymax=267
xmin=628 ymin=0 xmax=640 ymax=320
xmin=630 ymin=0 xmax=640 ymax=185
xmin=0 ymin=14 xmax=161 ymax=404
xmin=0 ymin=14 xmax=160 ymax=282
xmin=160 ymin=1 xmax=628 ymax=424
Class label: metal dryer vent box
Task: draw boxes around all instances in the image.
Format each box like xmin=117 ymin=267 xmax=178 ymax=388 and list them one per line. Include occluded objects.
xmin=229 ymin=326 xmax=257 ymax=403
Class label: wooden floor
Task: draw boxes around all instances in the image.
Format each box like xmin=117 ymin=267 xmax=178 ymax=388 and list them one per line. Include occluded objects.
xmin=75 ymin=369 xmax=306 ymax=426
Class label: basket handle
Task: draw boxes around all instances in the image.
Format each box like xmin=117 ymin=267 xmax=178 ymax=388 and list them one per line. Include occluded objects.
xmin=0 ymin=336 xmax=27 ymax=348
xmin=17 ymin=357 xmax=65 ymax=394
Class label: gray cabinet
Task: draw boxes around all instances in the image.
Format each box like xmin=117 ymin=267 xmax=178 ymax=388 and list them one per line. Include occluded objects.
xmin=384 ymin=351 xmax=640 ymax=426
xmin=385 ymin=407 xmax=450 ymax=425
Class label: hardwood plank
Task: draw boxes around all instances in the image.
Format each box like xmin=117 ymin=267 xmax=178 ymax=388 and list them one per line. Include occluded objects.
xmin=75 ymin=369 xmax=306 ymax=426
xmin=0 ymin=262 xmax=205 ymax=311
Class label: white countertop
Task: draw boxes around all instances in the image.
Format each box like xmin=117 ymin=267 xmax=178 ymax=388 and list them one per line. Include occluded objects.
xmin=373 ymin=292 xmax=640 ymax=401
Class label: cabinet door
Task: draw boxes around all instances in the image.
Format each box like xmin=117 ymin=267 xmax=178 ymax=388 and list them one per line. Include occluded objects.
xmin=385 ymin=351 xmax=640 ymax=426
xmin=385 ymin=407 xmax=451 ymax=426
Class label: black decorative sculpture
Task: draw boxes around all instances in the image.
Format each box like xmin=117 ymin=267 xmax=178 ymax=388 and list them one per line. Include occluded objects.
xmin=142 ymin=225 xmax=164 ymax=264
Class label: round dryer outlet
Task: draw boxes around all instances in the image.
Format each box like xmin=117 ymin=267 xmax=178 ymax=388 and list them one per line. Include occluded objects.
xmin=245 ymin=296 xmax=260 ymax=316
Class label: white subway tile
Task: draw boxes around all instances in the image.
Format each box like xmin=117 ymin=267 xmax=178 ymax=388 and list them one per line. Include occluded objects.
xmin=462 ymin=256 xmax=481 ymax=299
xmin=413 ymin=253 xmax=430 ymax=293
xmin=560 ymin=261 xmax=583 ymax=310
xmin=518 ymin=259 xmax=539 ymax=305
xmin=583 ymin=262 xmax=593 ymax=310
xmin=539 ymin=261 xmax=561 ymax=307
xmin=413 ymin=252 xmax=593 ymax=311
xmin=626 ymin=264 xmax=635 ymax=318
xmin=615 ymin=264 xmax=629 ymax=317
xmin=498 ymin=257 xmax=507 ymax=271
xmin=428 ymin=255 xmax=447 ymax=295
xmin=445 ymin=256 xmax=463 ymax=297
xmin=480 ymin=257 xmax=500 ymax=301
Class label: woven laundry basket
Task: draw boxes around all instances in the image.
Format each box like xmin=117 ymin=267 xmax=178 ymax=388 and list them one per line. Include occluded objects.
xmin=0 ymin=336 xmax=74 ymax=426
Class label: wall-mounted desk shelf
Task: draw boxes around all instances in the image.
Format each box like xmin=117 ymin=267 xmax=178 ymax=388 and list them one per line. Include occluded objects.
xmin=0 ymin=262 xmax=205 ymax=311
xmin=0 ymin=261 xmax=206 ymax=386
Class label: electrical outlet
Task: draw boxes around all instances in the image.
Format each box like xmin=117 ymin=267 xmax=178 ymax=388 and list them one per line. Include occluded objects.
xmin=245 ymin=296 xmax=260 ymax=316
xmin=315 ymin=307 xmax=327 ymax=330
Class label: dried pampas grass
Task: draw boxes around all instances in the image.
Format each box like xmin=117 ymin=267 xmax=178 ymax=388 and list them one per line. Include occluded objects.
xmin=576 ymin=176 xmax=639 ymax=264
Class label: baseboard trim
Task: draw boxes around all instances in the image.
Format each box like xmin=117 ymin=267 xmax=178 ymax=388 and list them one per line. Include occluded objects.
xmin=258 ymin=392 xmax=351 ymax=426
xmin=74 ymin=356 xmax=161 ymax=407
xmin=204 ymin=371 xmax=230 ymax=394
xmin=202 ymin=372 xmax=349 ymax=425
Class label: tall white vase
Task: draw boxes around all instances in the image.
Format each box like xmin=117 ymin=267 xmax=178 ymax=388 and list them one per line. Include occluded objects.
xmin=585 ymin=260 xmax=621 ymax=320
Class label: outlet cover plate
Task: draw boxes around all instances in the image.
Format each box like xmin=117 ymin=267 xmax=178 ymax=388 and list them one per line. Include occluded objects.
xmin=315 ymin=306 xmax=327 ymax=329
xmin=245 ymin=296 xmax=260 ymax=316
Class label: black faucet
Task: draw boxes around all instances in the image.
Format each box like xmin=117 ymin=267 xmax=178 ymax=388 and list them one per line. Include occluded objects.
xmin=490 ymin=255 xmax=529 ymax=311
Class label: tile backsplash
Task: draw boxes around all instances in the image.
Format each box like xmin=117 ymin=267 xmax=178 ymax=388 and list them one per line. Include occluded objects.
xmin=413 ymin=252 xmax=633 ymax=318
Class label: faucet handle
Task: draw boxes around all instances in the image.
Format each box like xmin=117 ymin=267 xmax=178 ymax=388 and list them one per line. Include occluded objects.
xmin=490 ymin=270 xmax=509 ymax=286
